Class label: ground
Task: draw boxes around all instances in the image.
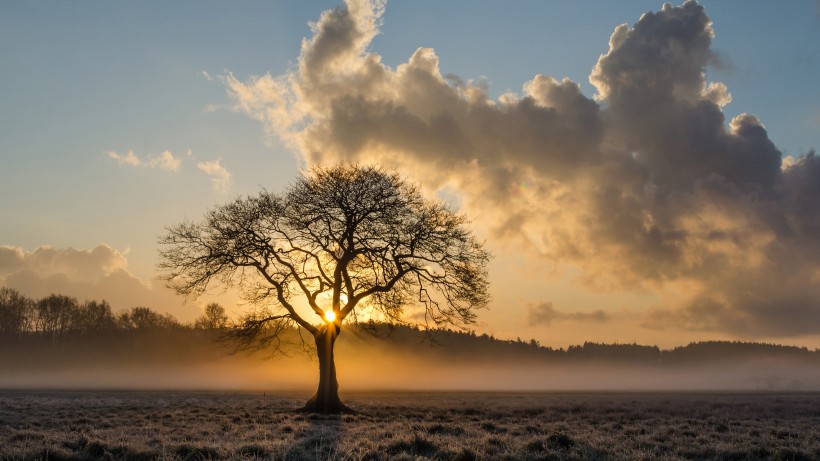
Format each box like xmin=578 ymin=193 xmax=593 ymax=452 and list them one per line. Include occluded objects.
xmin=1 ymin=391 xmax=819 ymax=460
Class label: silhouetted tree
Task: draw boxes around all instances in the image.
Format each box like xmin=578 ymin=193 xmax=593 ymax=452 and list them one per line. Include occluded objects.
xmin=159 ymin=164 xmax=490 ymax=413
xmin=117 ymin=306 xmax=180 ymax=330
xmin=0 ymin=288 xmax=34 ymax=339
xmin=35 ymin=294 xmax=78 ymax=340
xmin=195 ymin=303 xmax=229 ymax=330
xmin=72 ymin=300 xmax=117 ymax=333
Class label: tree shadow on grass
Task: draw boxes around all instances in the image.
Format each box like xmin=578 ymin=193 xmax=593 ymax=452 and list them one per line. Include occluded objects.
xmin=287 ymin=413 xmax=345 ymax=460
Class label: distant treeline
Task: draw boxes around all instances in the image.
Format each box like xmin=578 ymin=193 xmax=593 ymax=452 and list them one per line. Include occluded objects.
xmin=1 ymin=288 xmax=817 ymax=365
xmin=362 ymin=324 xmax=820 ymax=366
xmin=0 ymin=287 xmax=228 ymax=341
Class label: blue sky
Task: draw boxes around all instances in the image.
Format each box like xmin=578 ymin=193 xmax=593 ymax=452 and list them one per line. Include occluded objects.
xmin=1 ymin=1 xmax=818 ymax=347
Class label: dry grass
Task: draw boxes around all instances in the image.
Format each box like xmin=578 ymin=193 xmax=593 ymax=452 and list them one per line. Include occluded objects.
xmin=1 ymin=391 xmax=819 ymax=460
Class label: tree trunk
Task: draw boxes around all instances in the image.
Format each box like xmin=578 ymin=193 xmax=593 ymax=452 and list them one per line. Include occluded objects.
xmin=301 ymin=323 xmax=350 ymax=413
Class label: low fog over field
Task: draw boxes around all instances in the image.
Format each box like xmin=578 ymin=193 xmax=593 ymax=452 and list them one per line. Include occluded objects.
xmin=2 ymin=326 xmax=819 ymax=392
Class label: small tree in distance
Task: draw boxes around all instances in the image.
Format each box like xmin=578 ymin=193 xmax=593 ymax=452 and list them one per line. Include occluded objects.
xmin=195 ymin=303 xmax=229 ymax=330
xmin=158 ymin=164 xmax=490 ymax=413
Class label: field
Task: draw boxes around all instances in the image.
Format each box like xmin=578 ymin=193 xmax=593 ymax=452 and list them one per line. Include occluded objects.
xmin=2 ymin=392 xmax=820 ymax=460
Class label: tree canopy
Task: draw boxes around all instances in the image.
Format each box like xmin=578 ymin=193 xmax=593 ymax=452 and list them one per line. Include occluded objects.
xmin=158 ymin=164 xmax=491 ymax=412
xmin=159 ymin=164 xmax=490 ymax=336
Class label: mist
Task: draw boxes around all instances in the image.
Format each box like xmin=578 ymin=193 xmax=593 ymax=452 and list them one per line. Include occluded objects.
xmin=2 ymin=329 xmax=819 ymax=393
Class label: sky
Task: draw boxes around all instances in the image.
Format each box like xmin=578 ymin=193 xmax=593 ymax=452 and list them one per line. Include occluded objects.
xmin=1 ymin=1 xmax=818 ymax=349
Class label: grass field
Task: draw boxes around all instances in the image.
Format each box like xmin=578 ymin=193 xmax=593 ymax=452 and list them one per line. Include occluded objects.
xmin=1 ymin=391 xmax=819 ymax=460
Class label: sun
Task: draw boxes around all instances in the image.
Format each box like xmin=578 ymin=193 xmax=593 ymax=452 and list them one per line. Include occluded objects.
xmin=324 ymin=310 xmax=336 ymax=323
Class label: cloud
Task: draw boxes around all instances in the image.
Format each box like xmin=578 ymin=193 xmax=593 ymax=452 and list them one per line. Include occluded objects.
xmin=226 ymin=1 xmax=820 ymax=338
xmin=107 ymin=148 xmax=233 ymax=193
xmin=197 ymin=158 xmax=232 ymax=193
xmin=0 ymin=244 xmax=127 ymax=283
xmin=0 ymin=245 xmax=193 ymax=318
xmin=527 ymin=302 xmax=609 ymax=327
xmin=107 ymin=150 xmax=141 ymax=167
xmin=146 ymin=150 xmax=182 ymax=171
xmin=107 ymin=150 xmax=181 ymax=171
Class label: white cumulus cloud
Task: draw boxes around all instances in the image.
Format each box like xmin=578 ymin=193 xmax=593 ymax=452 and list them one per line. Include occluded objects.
xmin=145 ymin=150 xmax=182 ymax=171
xmin=225 ymin=0 xmax=820 ymax=338
xmin=0 ymin=244 xmax=194 ymax=318
xmin=107 ymin=150 xmax=181 ymax=172
xmin=107 ymin=150 xmax=141 ymax=167
xmin=197 ymin=158 xmax=232 ymax=193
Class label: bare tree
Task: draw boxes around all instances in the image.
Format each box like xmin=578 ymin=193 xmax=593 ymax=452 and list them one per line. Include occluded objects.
xmin=159 ymin=164 xmax=490 ymax=413
xmin=72 ymin=300 xmax=116 ymax=334
xmin=0 ymin=288 xmax=34 ymax=339
xmin=35 ymin=294 xmax=77 ymax=341
xmin=195 ymin=303 xmax=229 ymax=330
xmin=117 ymin=307 xmax=180 ymax=331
